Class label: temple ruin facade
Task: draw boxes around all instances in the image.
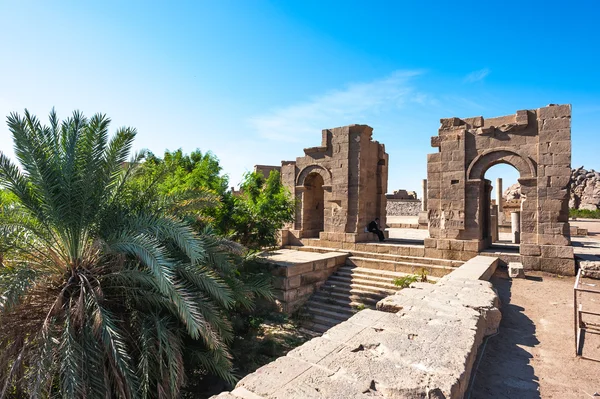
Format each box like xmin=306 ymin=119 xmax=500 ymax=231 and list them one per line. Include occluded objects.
xmin=425 ymin=104 xmax=574 ymax=274
xmin=279 ymin=124 xmax=388 ymax=244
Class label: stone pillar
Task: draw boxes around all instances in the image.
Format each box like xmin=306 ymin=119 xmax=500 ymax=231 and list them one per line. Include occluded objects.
xmin=421 ymin=179 xmax=427 ymax=211
xmin=511 ymin=211 xmax=521 ymax=244
xmin=496 ymin=178 xmax=503 ymax=225
xmin=490 ymin=205 xmax=499 ymax=243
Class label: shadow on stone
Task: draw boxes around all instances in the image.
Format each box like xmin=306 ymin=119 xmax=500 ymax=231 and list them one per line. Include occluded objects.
xmin=468 ymin=269 xmax=541 ymax=399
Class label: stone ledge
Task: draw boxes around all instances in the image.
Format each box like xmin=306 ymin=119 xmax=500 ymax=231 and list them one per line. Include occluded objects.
xmin=212 ymin=256 xmax=501 ymax=399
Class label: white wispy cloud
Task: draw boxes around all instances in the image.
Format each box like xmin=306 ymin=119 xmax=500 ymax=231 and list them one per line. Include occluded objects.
xmin=248 ymin=70 xmax=423 ymax=142
xmin=463 ymin=68 xmax=490 ymax=83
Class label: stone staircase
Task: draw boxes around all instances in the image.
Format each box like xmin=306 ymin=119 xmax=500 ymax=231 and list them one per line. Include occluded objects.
xmin=295 ymin=244 xmax=463 ymax=334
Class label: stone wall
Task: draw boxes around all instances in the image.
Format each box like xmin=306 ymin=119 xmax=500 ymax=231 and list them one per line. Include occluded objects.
xmin=386 ymin=199 xmax=422 ymax=216
xmin=280 ymin=124 xmax=389 ymax=243
xmin=426 ymin=104 xmax=575 ymax=275
xmin=262 ymin=250 xmax=348 ymax=313
xmin=502 ymin=168 xmax=600 ymax=211
xmin=211 ymin=256 xmax=500 ymax=399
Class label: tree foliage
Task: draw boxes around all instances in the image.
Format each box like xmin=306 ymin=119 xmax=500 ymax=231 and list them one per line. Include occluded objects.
xmin=0 ymin=110 xmax=267 ymax=398
xmin=132 ymin=151 xmax=295 ymax=250
xmin=215 ymin=171 xmax=295 ymax=249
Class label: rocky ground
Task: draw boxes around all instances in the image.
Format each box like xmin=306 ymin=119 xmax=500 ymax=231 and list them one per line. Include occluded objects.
xmin=470 ymin=269 xmax=600 ymax=398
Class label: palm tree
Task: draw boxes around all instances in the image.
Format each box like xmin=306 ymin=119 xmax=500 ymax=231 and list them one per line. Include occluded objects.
xmin=0 ymin=110 xmax=248 ymax=398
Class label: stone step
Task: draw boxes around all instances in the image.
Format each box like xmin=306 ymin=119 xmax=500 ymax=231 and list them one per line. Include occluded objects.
xmin=302 ymin=321 xmax=333 ymax=334
xmin=310 ymin=291 xmax=380 ymax=307
xmin=327 ymin=274 xmax=400 ymax=291
xmin=302 ymin=305 xmax=354 ymax=322
xmin=302 ymin=314 xmax=342 ymax=333
xmin=285 ymin=244 xmax=463 ymax=267
xmin=335 ymin=265 xmax=440 ymax=282
xmin=348 ymin=250 xmax=463 ymax=268
xmin=346 ymin=256 xmax=455 ymax=278
xmin=321 ymin=280 xmax=397 ymax=297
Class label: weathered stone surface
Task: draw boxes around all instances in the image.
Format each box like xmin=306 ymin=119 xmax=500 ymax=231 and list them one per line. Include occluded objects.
xmin=508 ymin=262 xmax=525 ymax=278
xmin=506 ymin=166 xmax=600 ymax=211
xmin=580 ymin=260 xmax=600 ymax=279
xmin=278 ymin=124 xmax=388 ymax=245
xmin=386 ymin=199 xmax=421 ymax=216
xmin=211 ymin=259 xmax=501 ymax=399
xmin=262 ymin=249 xmax=347 ymax=313
xmin=427 ymin=105 xmax=574 ymax=276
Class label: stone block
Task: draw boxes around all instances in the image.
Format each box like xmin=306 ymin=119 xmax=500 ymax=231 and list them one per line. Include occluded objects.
xmin=541 ymin=117 xmax=570 ymax=131
xmin=285 ymin=262 xmax=314 ymax=277
xmin=437 ymin=239 xmax=450 ymax=250
xmin=464 ymin=116 xmax=484 ymax=128
xmin=287 ymin=275 xmax=302 ymax=289
xmin=313 ymin=259 xmax=327 ymax=270
xmin=520 ymin=244 xmax=541 ymax=256
xmin=555 ymin=245 xmax=574 ymax=259
xmin=537 ymin=104 xmax=571 ymax=119
xmin=450 ymin=240 xmax=464 ymax=251
xmin=508 ymin=262 xmax=525 ymax=278
xmin=442 ymin=250 xmax=462 ymax=261
xmin=540 ymin=257 xmax=575 ymax=276
xmin=424 ymin=238 xmax=437 ymax=248
xmin=521 ymin=256 xmax=540 ymax=271
xmin=545 ymin=165 xmax=571 ymax=177
xmin=409 ymin=246 xmax=425 ymax=257
xmin=463 ymin=240 xmax=480 ymax=252
xmin=427 ymin=152 xmax=441 ymax=163
xmin=538 ymin=234 xmax=569 ymax=246
xmin=301 ymin=270 xmax=328 ymax=286
xmin=580 ymin=261 xmax=600 ymax=279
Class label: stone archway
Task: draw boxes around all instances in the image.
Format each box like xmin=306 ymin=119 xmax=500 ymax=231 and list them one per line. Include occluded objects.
xmin=425 ymin=105 xmax=575 ymax=275
xmin=467 ymin=147 xmax=536 ymax=180
xmin=466 ymin=148 xmax=537 ymax=246
xmin=302 ymin=172 xmax=325 ymax=238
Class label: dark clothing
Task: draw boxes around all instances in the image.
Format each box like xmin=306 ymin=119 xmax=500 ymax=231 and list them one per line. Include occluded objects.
xmin=368 ymin=220 xmax=385 ymax=242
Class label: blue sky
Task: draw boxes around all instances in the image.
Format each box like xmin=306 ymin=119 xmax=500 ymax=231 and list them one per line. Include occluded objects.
xmin=1 ymin=1 xmax=599 ymax=197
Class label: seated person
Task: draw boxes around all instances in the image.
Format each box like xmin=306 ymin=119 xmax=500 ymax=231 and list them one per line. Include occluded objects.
xmin=367 ymin=217 xmax=385 ymax=242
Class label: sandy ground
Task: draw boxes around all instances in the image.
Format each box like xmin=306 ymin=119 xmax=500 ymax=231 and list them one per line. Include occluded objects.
xmin=470 ymin=269 xmax=600 ymax=399
xmin=571 ymin=218 xmax=600 ymax=236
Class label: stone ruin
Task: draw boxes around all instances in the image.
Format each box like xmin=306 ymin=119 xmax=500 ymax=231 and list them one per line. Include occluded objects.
xmin=386 ymin=189 xmax=417 ymax=200
xmin=571 ymin=167 xmax=600 ymax=210
xmin=425 ymin=104 xmax=575 ymax=275
xmin=493 ymin=168 xmax=600 ymax=212
xmin=212 ymin=104 xmax=581 ymax=399
xmin=278 ymin=124 xmax=388 ymax=244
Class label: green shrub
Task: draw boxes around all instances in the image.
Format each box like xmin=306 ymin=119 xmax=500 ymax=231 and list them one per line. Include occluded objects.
xmin=570 ymin=208 xmax=600 ymax=219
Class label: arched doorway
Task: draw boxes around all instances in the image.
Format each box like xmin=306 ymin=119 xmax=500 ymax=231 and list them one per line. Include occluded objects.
xmin=302 ymin=172 xmax=325 ymax=238
xmin=484 ymin=163 xmax=521 ymax=248
xmin=466 ymin=148 xmax=536 ymax=250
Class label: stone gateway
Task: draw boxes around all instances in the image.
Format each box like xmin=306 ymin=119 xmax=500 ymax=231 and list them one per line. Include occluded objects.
xmin=425 ymin=104 xmax=574 ymax=275
xmin=280 ymin=124 xmax=388 ymax=244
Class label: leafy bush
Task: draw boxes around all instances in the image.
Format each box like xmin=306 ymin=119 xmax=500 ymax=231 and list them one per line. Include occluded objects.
xmin=393 ymin=269 xmax=429 ymax=288
xmin=570 ymin=208 xmax=600 ymax=219
xmin=215 ymin=171 xmax=295 ymax=249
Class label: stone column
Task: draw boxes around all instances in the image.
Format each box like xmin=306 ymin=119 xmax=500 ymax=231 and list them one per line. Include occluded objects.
xmin=490 ymin=205 xmax=499 ymax=243
xmin=421 ymin=179 xmax=427 ymax=211
xmin=496 ymin=178 xmax=503 ymax=225
xmin=511 ymin=211 xmax=521 ymax=244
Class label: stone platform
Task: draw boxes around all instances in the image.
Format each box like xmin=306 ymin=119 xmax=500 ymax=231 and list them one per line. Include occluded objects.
xmin=212 ymin=256 xmax=500 ymax=399
xmin=262 ymin=249 xmax=348 ymax=313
